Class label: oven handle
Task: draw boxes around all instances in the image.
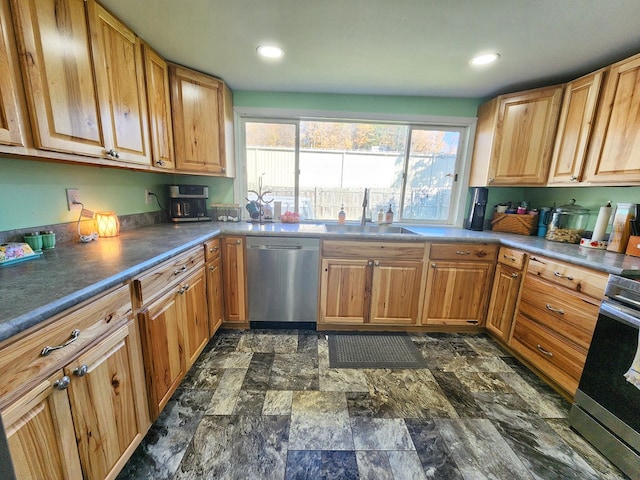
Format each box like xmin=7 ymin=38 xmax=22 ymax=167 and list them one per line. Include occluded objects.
xmin=600 ymin=299 xmax=640 ymax=330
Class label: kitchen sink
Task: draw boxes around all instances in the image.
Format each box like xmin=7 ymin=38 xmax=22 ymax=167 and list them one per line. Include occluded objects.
xmin=324 ymin=224 xmax=418 ymax=234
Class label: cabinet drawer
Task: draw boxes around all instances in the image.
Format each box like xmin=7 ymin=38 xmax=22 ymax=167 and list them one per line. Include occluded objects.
xmin=526 ymin=254 xmax=607 ymax=299
xmin=322 ymin=240 xmax=425 ymax=260
xmin=429 ymin=243 xmax=497 ymax=262
xmin=204 ymin=238 xmax=221 ymax=262
xmin=519 ymin=275 xmax=599 ymax=350
xmin=511 ymin=313 xmax=586 ymax=396
xmin=0 ymin=284 xmax=132 ymax=406
xmin=134 ymin=246 xmax=204 ymax=305
xmin=497 ymin=247 xmax=526 ymax=270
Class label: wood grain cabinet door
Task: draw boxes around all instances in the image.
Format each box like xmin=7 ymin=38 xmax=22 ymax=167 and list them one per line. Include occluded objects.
xmin=369 ymin=260 xmax=422 ymax=325
xmin=0 ymin=0 xmax=26 ymax=147
xmin=485 ymin=263 xmax=522 ymax=342
xmin=319 ymin=258 xmax=371 ymax=325
xmin=2 ymin=371 xmax=83 ymax=480
xmin=221 ymin=237 xmax=247 ymax=323
xmin=87 ymin=0 xmax=150 ymax=165
xmin=179 ymin=268 xmax=209 ymax=369
xmin=142 ymin=42 xmax=174 ymax=169
xmin=489 ymin=86 xmax=563 ymax=185
xmin=170 ymin=64 xmax=226 ymax=174
xmin=585 ymin=53 xmax=640 ymax=183
xmin=64 ymin=322 xmax=148 ymax=480
xmin=11 ymin=0 xmax=106 ymax=156
xmin=206 ymin=256 xmax=224 ymax=338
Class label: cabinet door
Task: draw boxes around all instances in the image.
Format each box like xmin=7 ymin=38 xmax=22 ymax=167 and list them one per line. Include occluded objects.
xmin=206 ymin=257 xmax=224 ymax=337
xmin=0 ymin=0 xmax=25 ymax=147
xmin=369 ymin=260 xmax=422 ymax=325
xmin=138 ymin=287 xmax=185 ymax=420
xmin=3 ymin=371 xmax=83 ymax=480
xmin=423 ymin=261 xmax=493 ymax=326
xmin=585 ymin=53 xmax=640 ymax=183
xmin=142 ymin=43 xmax=174 ymax=170
xmin=170 ymin=64 xmax=226 ymax=174
xmin=11 ymin=0 xmax=106 ymax=156
xmin=485 ymin=264 xmax=522 ymax=342
xmin=65 ymin=322 xmax=148 ymax=480
xmin=319 ymin=258 xmax=370 ymax=324
xmin=179 ymin=268 xmax=209 ymax=368
xmin=221 ymin=237 xmax=247 ymax=323
xmin=87 ymin=0 xmax=150 ymax=165
xmin=489 ymin=86 xmax=563 ymax=185
xmin=548 ymin=71 xmax=603 ymax=184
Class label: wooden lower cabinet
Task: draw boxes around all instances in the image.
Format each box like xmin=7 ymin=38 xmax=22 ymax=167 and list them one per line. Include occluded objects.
xmin=206 ymin=255 xmax=224 ymax=336
xmin=3 ymin=321 xmax=149 ymax=480
xmin=485 ymin=263 xmax=522 ymax=342
xmin=319 ymin=241 xmax=426 ymax=327
xmin=221 ymin=236 xmax=247 ymax=325
xmin=181 ymin=268 xmax=209 ymax=367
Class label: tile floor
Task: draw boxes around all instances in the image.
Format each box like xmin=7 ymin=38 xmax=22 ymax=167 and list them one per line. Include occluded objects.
xmin=118 ymin=329 xmax=629 ymax=480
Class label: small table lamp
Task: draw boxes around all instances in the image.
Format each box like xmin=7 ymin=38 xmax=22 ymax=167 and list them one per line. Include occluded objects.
xmin=96 ymin=211 xmax=120 ymax=237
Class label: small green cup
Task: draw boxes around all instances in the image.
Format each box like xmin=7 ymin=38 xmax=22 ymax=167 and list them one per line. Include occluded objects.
xmin=42 ymin=232 xmax=56 ymax=249
xmin=23 ymin=232 xmax=43 ymax=252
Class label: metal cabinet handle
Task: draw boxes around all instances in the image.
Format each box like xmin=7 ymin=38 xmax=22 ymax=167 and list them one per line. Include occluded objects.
xmin=553 ymin=271 xmax=574 ymax=281
xmin=209 ymin=265 xmax=217 ymax=271
xmin=183 ymin=284 xmax=190 ymax=292
xmin=106 ymin=148 xmax=120 ymax=158
xmin=235 ymin=240 xmax=241 ymax=245
xmin=222 ymin=167 xmax=226 ymax=173
xmin=456 ymin=251 xmax=470 ymax=255
xmin=209 ymin=246 xmax=219 ymax=252
xmin=536 ymin=344 xmax=553 ymax=357
xmin=545 ymin=304 xmax=565 ymax=315
xmin=374 ymin=260 xmax=380 ymax=266
xmin=74 ymin=365 xmax=89 ymax=377
xmin=156 ymin=160 xmax=165 ymax=166
xmin=488 ymin=178 xmax=495 ymax=183
xmin=511 ymin=273 xmax=519 ymax=278
xmin=54 ymin=376 xmax=71 ymax=390
xmin=503 ymin=254 xmax=516 ymax=262
xmin=569 ymin=175 xmax=577 ymax=182
xmin=174 ymin=265 xmax=187 ymax=275
xmin=41 ymin=329 xmax=81 ymax=356
xmin=368 ymin=261 xmax=373 ymax=266
xmin=431 ymin=263 xmax=437 ymax=268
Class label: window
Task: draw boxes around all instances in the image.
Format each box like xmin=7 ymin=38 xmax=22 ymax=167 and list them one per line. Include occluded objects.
xmin=242 ymin=117 xmax=469 ymax=225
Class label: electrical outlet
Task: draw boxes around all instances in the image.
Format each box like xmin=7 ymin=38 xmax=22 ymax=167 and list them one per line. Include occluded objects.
xmin=144 ymin=188 xmax=152 ymax=205
xmin=66 ymin=188 xmax=80 ymax=211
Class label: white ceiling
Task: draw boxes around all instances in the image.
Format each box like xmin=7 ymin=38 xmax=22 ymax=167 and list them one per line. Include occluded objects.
xmin=100 ymin=0 xmax=640 ymax=98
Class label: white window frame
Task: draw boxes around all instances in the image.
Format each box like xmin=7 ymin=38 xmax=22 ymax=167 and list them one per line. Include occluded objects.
xmin=234 ymin=107 xmax=477 ymax=227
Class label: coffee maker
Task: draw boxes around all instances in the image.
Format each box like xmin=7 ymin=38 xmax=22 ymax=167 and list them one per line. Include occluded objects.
xmin=465 ymin=187 xmax=488 ymax=231
xmin=168 ymin=185 xmax=211 ymax=222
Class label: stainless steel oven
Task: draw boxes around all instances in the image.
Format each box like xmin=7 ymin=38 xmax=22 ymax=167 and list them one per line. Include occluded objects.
xmin=570 ymin=274 xmax=640 ymax=479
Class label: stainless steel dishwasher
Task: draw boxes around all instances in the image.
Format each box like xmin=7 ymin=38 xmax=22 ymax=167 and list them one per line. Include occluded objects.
xmin=246 ymin=236 xmax=320 ymax=325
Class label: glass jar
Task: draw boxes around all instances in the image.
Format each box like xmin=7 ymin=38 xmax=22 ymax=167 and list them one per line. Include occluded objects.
xmin=545 ymin=199 xmax=590 ymax=244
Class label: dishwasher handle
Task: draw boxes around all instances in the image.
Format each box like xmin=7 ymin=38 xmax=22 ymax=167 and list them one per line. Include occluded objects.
xmin=249 ymin=244 xmax=304 ymax=250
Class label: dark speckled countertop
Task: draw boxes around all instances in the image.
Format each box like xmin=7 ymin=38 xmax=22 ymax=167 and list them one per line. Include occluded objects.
xmin=2 ymin=221 xmax=640 ymax=343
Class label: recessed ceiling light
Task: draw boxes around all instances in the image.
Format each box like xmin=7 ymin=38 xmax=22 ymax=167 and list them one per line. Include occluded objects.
xmin=470 ymin=52 xmax=500 ymax=66
xmin=257 ymin=44 xmax=284 ymax=59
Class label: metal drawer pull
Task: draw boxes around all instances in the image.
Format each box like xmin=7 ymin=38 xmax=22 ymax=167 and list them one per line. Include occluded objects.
xmin=545 ymin=304 xmax=565 ymax=315
xmin=54 ymin=376 xmax=71 ymax=391
xmin=209 ymin=265 xmax=217 ymax=271
xmin=536 ymin=344 xmax=553 ymax=357
xmin=553 ymin=271 xmax=574 ymax=281
xmin=511 ymin=273 xmax=519 ymax=278
xmin=41 ymin=329 xmax=81 ymax=356
xmin=174 ymin=265 xmax=187 ymax=275
xmin=503 ymin=254 xmax=516 ymax=262
xmin=235 ymin=240 xmax=241 ymax=245
xmin=456 ymin=251 xmax=470 ymax=255
xmin=209 ymin=246 xmax=219 ymax=252
xmin=374 ymin=260 xmax=380 ymax=266
xmin=74 ymin=365 xmax=89 ymax=377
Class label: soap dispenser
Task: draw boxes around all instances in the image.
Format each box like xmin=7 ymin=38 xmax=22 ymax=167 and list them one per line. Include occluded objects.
xmin=338 ymin=204 xmax=346 ymax=224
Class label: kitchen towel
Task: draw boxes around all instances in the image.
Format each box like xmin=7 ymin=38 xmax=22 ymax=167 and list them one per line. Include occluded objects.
xmin=624 ymin=331 xmax=640 ymax=390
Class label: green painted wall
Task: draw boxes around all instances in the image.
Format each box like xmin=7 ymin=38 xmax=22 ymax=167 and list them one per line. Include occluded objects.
xmin=233 ymin=91 xmax=482 ymax=117
xmin=0 ymin=156 xmax=233 ymax=231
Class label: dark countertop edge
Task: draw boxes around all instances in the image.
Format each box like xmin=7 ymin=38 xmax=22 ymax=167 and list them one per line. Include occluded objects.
xmin=2 ymin=222 xmax=640 ymax=343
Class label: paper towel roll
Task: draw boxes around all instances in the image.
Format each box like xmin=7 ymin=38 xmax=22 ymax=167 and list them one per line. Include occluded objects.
xmin=592 ymin=204 xmax=612 ymax=242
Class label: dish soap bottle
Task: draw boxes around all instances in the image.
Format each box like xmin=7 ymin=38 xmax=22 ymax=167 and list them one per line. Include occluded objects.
xmin=338 ymin=204 xmax=346 ymax=224
xmin=385 ymin=204 xmax=394 ymax=224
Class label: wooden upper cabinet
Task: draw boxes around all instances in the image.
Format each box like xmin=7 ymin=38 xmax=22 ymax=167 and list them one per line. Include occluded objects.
xmin=11 ymin=0 xmax=106 ymax=157
xmin=142 ymin=43 xmax=174 ymax=170
xmin=170 ymin=64 xmax=228 ymax=175
xmin=0 ymin=0 xmax=26 ymax=147
xmin=585 ymin=53 xmax=640 ymax=184
xmin=548 ymin=70 xmax=604 ymax=185
xmin=470 ymin=85 xmax=563 ymax=186
xmin=87 ymin=0 xmax=150 ymax=165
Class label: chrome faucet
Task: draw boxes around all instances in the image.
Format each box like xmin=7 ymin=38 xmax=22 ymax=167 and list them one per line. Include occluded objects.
xmin=360 ymin=188 xmax=369 ymax=226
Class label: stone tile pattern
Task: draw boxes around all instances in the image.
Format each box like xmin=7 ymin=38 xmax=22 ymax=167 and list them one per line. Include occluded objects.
xmin=118 ymin=330 xmax=629 ymax=480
